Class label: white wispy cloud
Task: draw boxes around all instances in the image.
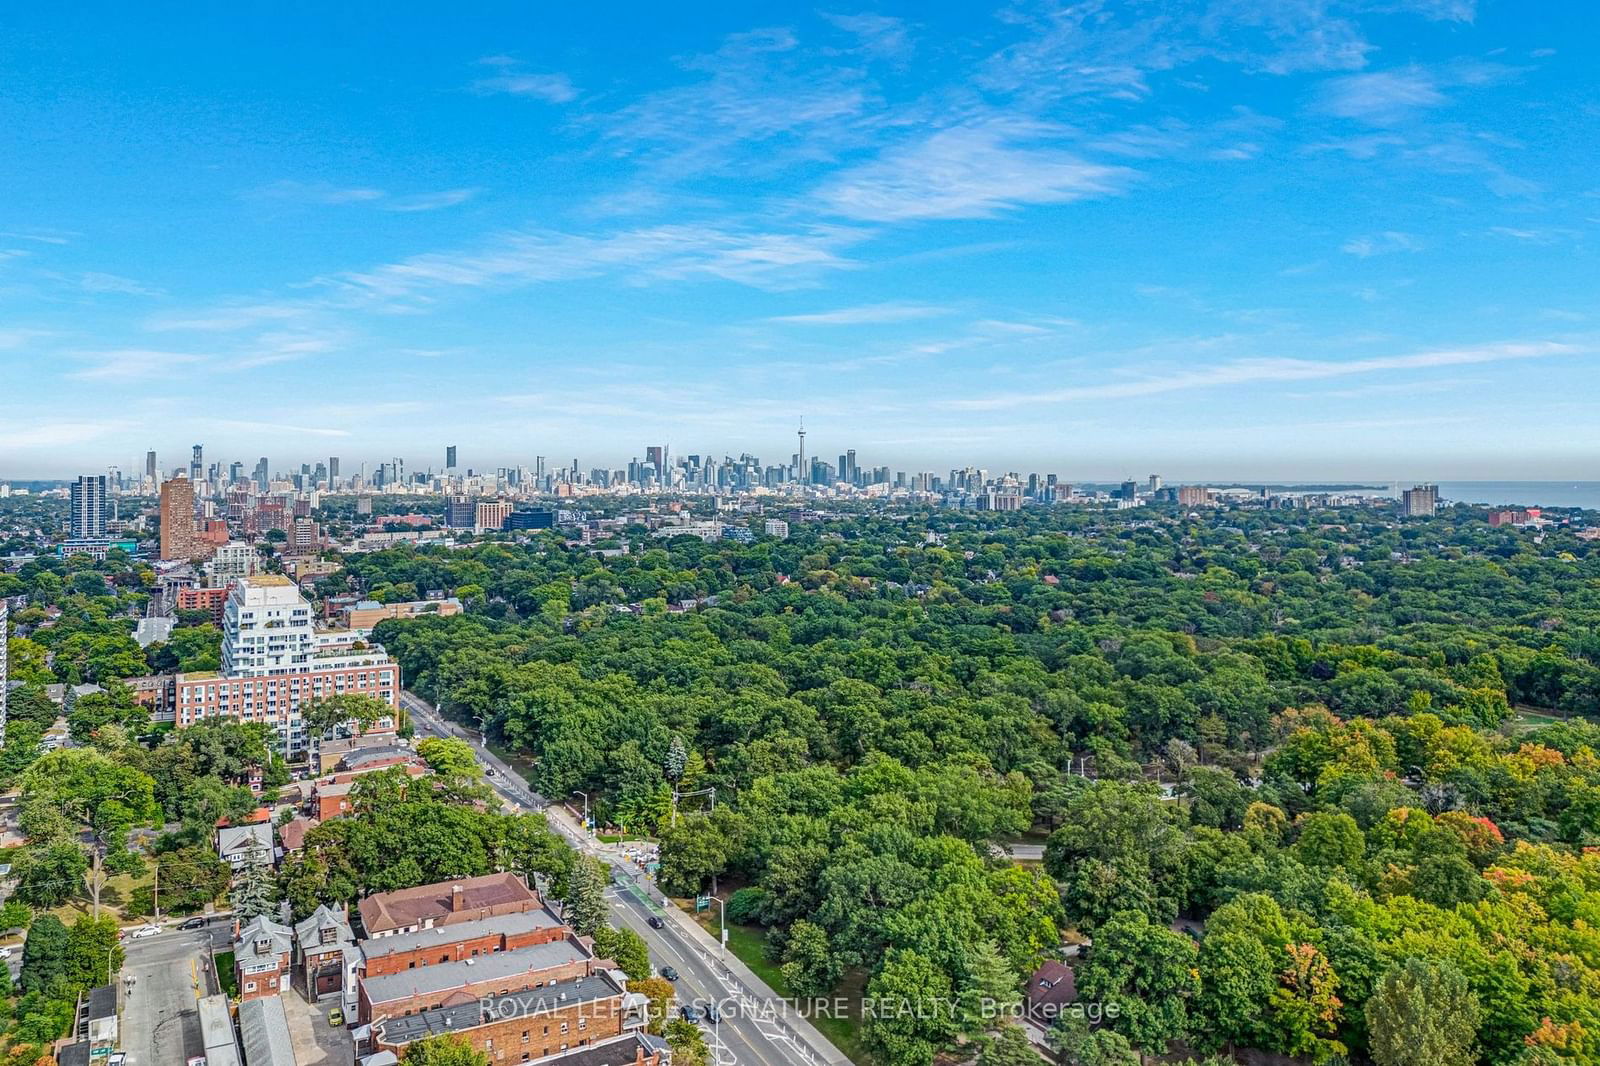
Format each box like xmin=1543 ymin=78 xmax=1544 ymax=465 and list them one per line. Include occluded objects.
xmin=1341 ymin=231 xmax=1422 ymax=256
xmin=0 ymin=328 xmax=53 ymax=350
xmin=821 ymin=12 xmax=910 ymax=57
xmin=814 ymin=120 xmax=1132 ymax=222
xmin=318 ymin=223 xmax=864 ymax=305
xmin=767 ymin=303 xmax=945 ymax=325
xmin=940 ymin=340 xmax=1582 ymax=411
xmin=69 ymin=349 xmax=207 ymax=381
xmin=147 ymin=302 xmax=313 ymax=332
xmin=383 ymin=188 xmax=480 ymax=213
xmin=471 ymin=57 xmax=577 ymax=103
xmin=250 ymin=180 xmax=386 ymax=205
xmin=80 ymin=271 xmax=164 ymax=296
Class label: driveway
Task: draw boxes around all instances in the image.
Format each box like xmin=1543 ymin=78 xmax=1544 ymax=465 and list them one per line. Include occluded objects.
xmin=121 ymin=928 xmax=214 ymax=1066
xmin=283 ymin=986 xmax=354 ymax=1066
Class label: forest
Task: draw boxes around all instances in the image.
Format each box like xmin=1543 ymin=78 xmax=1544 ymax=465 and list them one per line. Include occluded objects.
xmin=343 ymin=503 xmax=1600 ymax=1065
xmin=8 ymin=499 xmax=1600 ymax=1064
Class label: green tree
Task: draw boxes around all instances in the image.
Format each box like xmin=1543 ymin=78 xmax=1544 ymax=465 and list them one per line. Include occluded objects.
xmin=592 ymin=924 xmax=651 ymax=981
xmin=1365 ymin=957 xmax=1480 ymax=1066
xmin=862 ymin=949 xmax=959 ymax=1066
xmin=401 ymin=1034 xmax=490 ymax=1066
xmin=563 ymin=856 xmax=608 ymax=938
xmin=665 ymin=1019 xmax=710 ymax=1066
xmin=980 ymin=1021 xmax=1047 ymax=1066
xmin=229 ymin=842 xmax=278 ymax=919
xmin=20 ymin=915 xmax=71 ymax=993
xmin=1075 ymin=910 xmax=1198 ymax=1057
xmin=780 ymin=919 xmax=843 ymax=997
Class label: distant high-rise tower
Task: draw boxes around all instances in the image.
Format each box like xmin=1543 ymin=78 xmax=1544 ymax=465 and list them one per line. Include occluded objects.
xmin=159 ymin=476 xmax=199 ymax=560
xmin=190 ymin=444 xmax=203 ymax=486
xmin=1402 ymin=484 xmax=1439 ymax=518
xmin=69 ymin=474 xmax=110 ymax=539
xmin=329 ymin=456 xmax=340 ymax=482
xmin=145 ymin=450 xmax=158 ymax=484
xmin=797 ymin=419 xmax=807 ymax=485
xmin=646 ymin=446 xmax=665 ymax=482
xmin=446 ymin=445 xmax=457 ymax=470
xmin=254 ymin=457 xmax=269 ymax=491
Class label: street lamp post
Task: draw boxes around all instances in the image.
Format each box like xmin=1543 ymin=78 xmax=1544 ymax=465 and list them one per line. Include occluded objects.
xmin=572 ymin=790 xmax=589 ymax=831
xmin=715 ymin=894 xmax=728 ymax=960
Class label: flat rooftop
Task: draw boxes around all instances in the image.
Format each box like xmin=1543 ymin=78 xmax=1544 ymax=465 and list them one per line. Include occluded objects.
xmin=374 ymin=971 xmax=625 ymax=1046
xmin=363 ymin=938 xmax=589 ymax=1006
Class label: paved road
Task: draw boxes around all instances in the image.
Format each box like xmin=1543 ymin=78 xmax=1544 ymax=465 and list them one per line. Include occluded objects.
xmin=400 ymin=691 xmax=844 ymax=1066
xmin=121 ymin=928 xmax=214 ymax=1066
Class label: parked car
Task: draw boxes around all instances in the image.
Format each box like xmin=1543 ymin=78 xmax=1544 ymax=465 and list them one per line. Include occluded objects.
xmin=328 ymin=1007 xmax=345 ymax=1027
xmin=659 ymin=966 xmax=679 ymax=982
xmin=186 ymin=1057 xmax=208 ymax=1066
xmin=647 ymin=916 xmax=665 ymax=929
xmin=0 ymin=948 xmax=11 ymax=960
xmin=680 ymin=1005 xmax=702 ymax=1023
xmin=180 ymin=916 xmax=208 ymax=930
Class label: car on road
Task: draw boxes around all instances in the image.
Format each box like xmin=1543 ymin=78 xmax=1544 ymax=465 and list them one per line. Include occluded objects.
xmin=679 ymin=1005 xmax=702 ymax=1023
xmin=659 ymin=966 xmax=679 ymax=981
xmin=179 ymin=916 xmax=208 ymax=930
xmin=125 ymin=924 xmax=161 ymax=939
xmin=108 ymin=1055 xmax=126 ymax=1066
xmin=328 ymin=1007 xmax=345 ymax=1027
xmin=647 ymin=916 xmax=665 ymax=929
xmin=703 ymin=1003 xmax=722 ymax=1024
xmin=187 ymin=1057 xmax=208 ymax=1066
xmin=0 ymin=948 xmax=11 ymax=960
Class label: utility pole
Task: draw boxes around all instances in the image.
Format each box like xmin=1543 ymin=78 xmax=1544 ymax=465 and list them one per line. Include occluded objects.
xmin=153 ymin=859 xmax=160 ymax=923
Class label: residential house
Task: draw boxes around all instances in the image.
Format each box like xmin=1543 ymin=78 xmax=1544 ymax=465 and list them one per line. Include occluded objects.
xmin=295 ymin=904 xmax=360 ymax=1004
xmin=1026 ymin=960 xmax=1077 ymax=1030
xmin=234 ymin=915 xmax=293 ymax=1000
xmin=217 ymin=816 xmax=275 ymax=870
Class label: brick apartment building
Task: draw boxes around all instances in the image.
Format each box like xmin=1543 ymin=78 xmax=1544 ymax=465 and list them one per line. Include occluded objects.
xmin=358 ymin=872 xmax=543 ymax=939
xmin=370 ymin=971 xmax=643 ymax=1062
xmin=360 ymin=907 xmax=569 ymax=978
xmin=358 ymin=936 xmax=600 ymax=1024
xmin=177 ymin=584 xmax=231 ymax=624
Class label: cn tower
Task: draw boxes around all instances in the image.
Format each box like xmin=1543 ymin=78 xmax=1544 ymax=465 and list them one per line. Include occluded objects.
xmin=797 ymin=418 xmax=807 ymax=486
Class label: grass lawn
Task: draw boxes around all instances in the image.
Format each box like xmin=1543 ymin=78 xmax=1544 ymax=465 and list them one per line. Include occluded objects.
xmin=689 ymin=911 xmax=870 ymax=1064
xmin=214 ymin=951 xmax=238 ymax=998
xmin=48 ymin=870 xmax=150 ymax=925
xmin=1507 ymin=707 xmax=1566 ymax=734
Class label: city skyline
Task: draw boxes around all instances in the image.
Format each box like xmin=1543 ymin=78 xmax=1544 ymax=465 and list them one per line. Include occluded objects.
xmin=4 ymin=4 xmax=1599 ymax=478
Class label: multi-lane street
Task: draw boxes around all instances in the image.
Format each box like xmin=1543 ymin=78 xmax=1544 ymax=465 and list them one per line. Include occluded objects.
xmin=399 ymin=690 xmax=848 ymax=1066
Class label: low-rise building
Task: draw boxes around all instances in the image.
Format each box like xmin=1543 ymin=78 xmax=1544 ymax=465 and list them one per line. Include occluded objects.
xmin=339 ymin=597 xmax=463 ymax=634
xmin=235 ymin=915 xmax=294 ymax=1000
xmin=217 ymin=818 xmax=275 ymax=869
xmin=238 ymin=994 xmax=297 ymax=1066
xmin=359 ymin=936 xmax=599 ymax=1024
xmin=369 ymin=970 xmax=640 ymax=1061
xmin=360 ymin=907 xmax=569 ymax=978
xmin=295 ymin=905 xmax=360 ymax=1004
xmin=359 ymin=872 xmax=543 ymax=939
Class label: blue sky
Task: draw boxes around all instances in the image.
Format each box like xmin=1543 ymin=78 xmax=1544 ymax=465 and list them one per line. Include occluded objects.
xmin=2 ymin=2 xmax=1596 ymax=480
